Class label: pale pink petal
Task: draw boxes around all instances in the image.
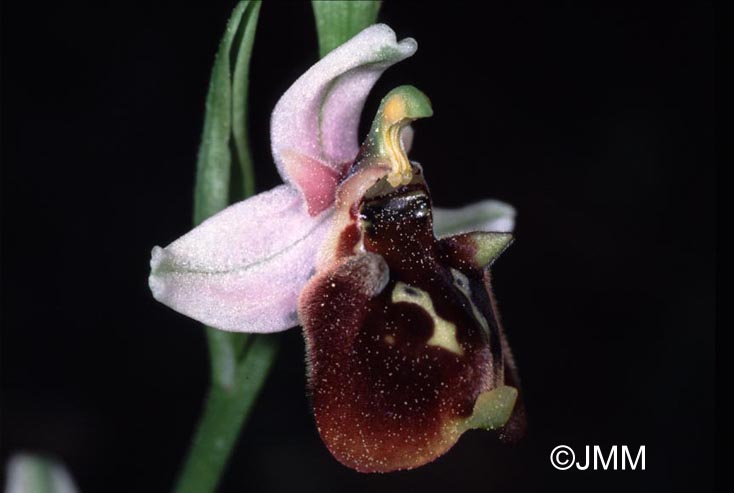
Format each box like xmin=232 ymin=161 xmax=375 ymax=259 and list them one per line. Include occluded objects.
xmin=271 ymin=24 xmax=416 ymax=211
xmin=149 ymin=185 xmax=332 ymax=333
xmin=433 ymin=200 xmax=516 ymax=237
xmin=280 ymin=150 xmax=340 ymax=216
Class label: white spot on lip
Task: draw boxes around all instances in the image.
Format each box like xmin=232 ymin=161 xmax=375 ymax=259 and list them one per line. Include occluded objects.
xmin=391 ymin=282 xmax=464 ymax=355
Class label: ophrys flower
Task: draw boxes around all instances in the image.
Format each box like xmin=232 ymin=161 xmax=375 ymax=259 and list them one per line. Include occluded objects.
xmin=150 ymin=24 xmax=522 ymax=472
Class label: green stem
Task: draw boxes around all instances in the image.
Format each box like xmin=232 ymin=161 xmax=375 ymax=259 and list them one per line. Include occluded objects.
xmin=205 ymin=329 xmax=255 ymax=389
xmin=174 ymin=335 xmax=279 ymax=493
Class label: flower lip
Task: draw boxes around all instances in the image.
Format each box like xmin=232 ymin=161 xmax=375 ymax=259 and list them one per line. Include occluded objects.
xmin=299 ymin=157 xmax=521 ymax=472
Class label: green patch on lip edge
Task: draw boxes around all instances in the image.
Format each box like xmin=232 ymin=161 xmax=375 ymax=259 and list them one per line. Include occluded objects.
xmin=463 ymin=385 xmax=518 ymax=431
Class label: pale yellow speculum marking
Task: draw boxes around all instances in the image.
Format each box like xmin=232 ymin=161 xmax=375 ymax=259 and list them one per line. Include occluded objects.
xmin=381 ymin=95 xmax=413 ymax=188
xmin=384 ymin=334 xmax=396 ymax=345
xmin=391 ymin=282 xmax=464 ymax=355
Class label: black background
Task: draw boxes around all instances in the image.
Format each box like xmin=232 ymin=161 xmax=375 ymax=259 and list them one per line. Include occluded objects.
xmin=1 ymin=2 xmax=715 ymax=492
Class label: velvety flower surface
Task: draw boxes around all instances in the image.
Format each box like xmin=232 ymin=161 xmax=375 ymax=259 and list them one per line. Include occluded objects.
xmin=150 ymin=24 xmax=522 ymax=472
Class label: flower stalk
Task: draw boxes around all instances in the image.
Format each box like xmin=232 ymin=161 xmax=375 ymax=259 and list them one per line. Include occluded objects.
xmin=175 ymin=336 xmax=278 ymax=493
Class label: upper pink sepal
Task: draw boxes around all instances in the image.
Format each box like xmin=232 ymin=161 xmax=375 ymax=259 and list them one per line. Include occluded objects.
xmin=149 ymin=185 xmax=331 ymax=333
xmin=270 ymin=24 xmax=416 ymax=204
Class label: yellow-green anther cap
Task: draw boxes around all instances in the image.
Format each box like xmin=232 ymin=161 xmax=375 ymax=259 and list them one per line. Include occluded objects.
xmin=364 ymin=85 xmax=433 ymax=187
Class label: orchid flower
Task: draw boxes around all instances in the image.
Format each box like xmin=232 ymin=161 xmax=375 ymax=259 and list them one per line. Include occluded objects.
xmin=150 ymin=24 xmax=523 ymax=472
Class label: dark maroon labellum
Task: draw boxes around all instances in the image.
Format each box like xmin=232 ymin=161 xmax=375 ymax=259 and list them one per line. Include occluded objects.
xmin=299 ymin=167 xmax=523 ymax=473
